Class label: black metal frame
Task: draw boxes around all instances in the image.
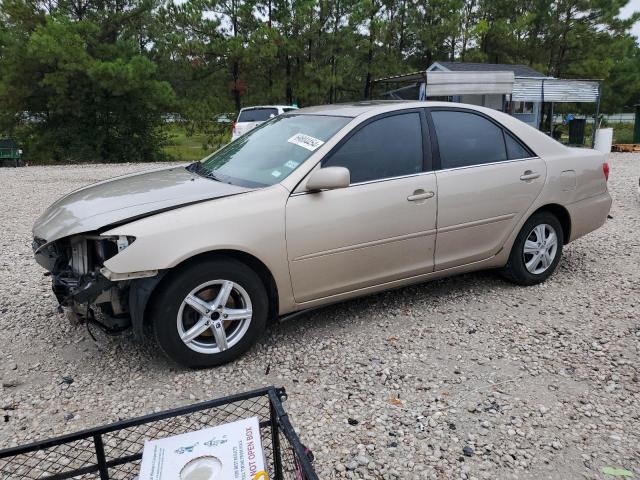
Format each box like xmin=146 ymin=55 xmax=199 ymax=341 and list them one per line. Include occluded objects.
xmin=0 ymin=386 xmax=318 ymax=480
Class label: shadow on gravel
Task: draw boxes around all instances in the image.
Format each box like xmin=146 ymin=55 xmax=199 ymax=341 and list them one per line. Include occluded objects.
xmin=272 ymin=268 xmax=516 ymax=337
xmin=75 ymin=268 xmax=521 ymax=371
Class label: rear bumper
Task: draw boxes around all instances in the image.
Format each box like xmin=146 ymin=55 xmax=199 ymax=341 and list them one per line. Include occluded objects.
xmin=566 ymin=191 xmax=612 ymax=242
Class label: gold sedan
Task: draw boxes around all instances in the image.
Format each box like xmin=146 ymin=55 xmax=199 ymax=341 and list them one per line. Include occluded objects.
xmin=33 ymin=102 xmax=612 ymax=367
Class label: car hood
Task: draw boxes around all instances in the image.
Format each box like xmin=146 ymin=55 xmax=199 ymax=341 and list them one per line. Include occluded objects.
xmin=33 ymin=165 xmax=254 ymax=242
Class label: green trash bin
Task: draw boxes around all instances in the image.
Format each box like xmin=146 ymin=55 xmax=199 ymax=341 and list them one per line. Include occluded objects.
xmin=0 ymin=139 xmax=23 ymax=167
xmin=568 ymin=119 xmax=586 ymax=145
xmin=634 ymin=104 xmax=640 ymax=144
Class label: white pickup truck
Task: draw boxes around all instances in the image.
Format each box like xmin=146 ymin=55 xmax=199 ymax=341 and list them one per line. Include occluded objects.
xmin=231 ymin=105 xmax=298 ymax=141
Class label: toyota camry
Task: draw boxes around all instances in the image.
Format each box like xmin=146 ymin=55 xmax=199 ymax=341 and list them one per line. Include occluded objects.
xmin=32 ymin=101 xmax=612 ymax=367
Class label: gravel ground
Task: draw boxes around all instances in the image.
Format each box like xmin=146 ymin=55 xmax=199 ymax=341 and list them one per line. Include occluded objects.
xmin=1 ymin=155 xmax=639 ymax=479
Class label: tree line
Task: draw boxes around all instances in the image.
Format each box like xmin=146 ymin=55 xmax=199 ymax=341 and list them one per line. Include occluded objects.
xmin=0 ymin=0 xmax=638 ymax=163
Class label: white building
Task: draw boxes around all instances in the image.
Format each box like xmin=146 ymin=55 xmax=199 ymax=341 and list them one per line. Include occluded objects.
xmin=376 ymin=62 xmax=600 ymax=134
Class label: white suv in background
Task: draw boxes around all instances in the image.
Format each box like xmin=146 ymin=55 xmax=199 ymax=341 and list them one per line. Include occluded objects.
xmin=231 ymin=105 xmax=298 ymax=140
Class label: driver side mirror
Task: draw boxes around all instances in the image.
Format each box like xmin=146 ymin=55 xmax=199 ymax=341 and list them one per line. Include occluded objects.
xmin=305 ymin=167 xmax=351 ymax=191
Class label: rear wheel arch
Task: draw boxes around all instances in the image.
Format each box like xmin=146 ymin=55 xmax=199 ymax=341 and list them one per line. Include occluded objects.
xmin=532 ymin=204 xmax=571 ymax=244
xmin=133 ymin=250 xmax=280 ymax=337
xmin=502 ymin=210 xmax=564 ymax=285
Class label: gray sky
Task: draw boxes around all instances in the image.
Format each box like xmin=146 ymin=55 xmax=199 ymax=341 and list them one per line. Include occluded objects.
xmin=176 ymin=0 xmax=640 ymax=40
xmin=621 ymin=0 xmax=640 ymax=39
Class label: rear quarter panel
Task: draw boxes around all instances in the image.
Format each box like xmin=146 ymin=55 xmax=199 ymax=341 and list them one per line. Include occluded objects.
xmin=484 ymin=108 xmax=609 ymax=217
xmin=540 ymin=148 xmax=608 ymax=204
xmin=467 ymin=117 xmax=612 ymax=263
xmin=527 ymin=147 xmax=611 ymax=243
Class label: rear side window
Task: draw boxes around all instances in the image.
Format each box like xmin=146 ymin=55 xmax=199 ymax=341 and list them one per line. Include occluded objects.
xmin=238 ymin=108 xmax=278 ymax=122
xmin=431 ymin=110 xmax=507 ymax=169
xmin=322 ymin=112 xmax=423 ymax=184
xmin=505 ymin=132 xmax=532 ymax=160
xmin=282 ymin=107 xmax=297 ymax=112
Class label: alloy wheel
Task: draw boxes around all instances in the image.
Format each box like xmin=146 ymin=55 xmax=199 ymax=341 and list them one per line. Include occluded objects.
xmin=176 ymin=280 xmax=253 ymax=354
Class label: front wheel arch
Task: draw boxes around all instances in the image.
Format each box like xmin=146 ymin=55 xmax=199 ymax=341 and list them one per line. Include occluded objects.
xmin=149 ymin=256 xmax=269 ymax=367
xmin=131 ymin=250 xmax=279 ymax=338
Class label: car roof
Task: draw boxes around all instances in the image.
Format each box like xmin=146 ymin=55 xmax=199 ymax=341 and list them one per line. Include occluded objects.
xmin=239 ymin=105 xmax=297 ymax=110
xmin=293 ymin=100 xmax=570 ymax=158
xmin=293 ymin=100 xmax=469 ymax=117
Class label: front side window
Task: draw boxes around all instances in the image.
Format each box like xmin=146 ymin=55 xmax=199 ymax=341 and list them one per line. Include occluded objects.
xmin=431 ymin=110 xmax=507 ymax=169
xmin=196 ymin=114 xmax=351 ymax=187
xmin=322 ymin=112 xmax=424 ymax=184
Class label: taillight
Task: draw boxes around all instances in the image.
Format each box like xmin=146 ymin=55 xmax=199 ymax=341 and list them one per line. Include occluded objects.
xmin=603 ymin=162 xmax=609 ymax=181
xmin=232 ymin=122 xmax=236 ymax=133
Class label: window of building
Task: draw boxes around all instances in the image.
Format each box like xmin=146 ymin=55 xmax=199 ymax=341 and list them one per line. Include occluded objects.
xmin=508 ymin=101 xmax=535 ymax=115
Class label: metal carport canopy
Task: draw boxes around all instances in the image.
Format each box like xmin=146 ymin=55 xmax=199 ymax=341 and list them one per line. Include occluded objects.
xmin=512 ymin=78 xmax=600 ymax=103
xmin=424 ymin=71 xmax=514 ymax=96
xmin=374 ymin=70 xmax=515 ymax=95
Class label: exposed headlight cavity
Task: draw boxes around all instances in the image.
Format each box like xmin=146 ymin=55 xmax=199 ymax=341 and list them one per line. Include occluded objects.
xmin=68 ymin=235 xmax=135 ymax=275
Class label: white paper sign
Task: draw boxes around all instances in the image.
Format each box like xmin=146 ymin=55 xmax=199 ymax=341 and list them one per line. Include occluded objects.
xmin=138 ymin=417 xmax=266 ymax=480
xmin=287 ymin=133 xmax=324 ymax=151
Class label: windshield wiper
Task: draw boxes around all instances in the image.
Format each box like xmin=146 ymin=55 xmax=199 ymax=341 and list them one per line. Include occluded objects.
xmin=187 ymin=161 xmax=207 ymax=176
xmin=188 ymin=161 xmax=224 ymax=182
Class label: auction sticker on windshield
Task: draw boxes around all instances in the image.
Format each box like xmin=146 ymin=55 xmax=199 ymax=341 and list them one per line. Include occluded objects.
xmin=287 ymin=133 xmax=324 ymax=151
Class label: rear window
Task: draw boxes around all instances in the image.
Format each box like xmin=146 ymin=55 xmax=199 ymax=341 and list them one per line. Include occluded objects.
xmin=238 ymin=108 xmax=278 ymax=122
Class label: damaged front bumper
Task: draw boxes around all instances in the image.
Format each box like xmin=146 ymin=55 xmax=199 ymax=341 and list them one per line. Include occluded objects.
xmin=33 ymin=234 xmax=154 ymax=334
xmin=54 ymin=269 xmax=113 ymax=306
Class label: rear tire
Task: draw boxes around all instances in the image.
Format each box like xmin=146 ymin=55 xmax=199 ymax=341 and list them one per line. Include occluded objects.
xmin=149 ymin=257 xmax=268 ymax=368
xmin=502 ymin=211 xmax=564 ymax=286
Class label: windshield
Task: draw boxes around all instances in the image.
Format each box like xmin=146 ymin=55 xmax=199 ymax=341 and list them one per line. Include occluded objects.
xmin=196 ymin=114 xmax=351 ymax=187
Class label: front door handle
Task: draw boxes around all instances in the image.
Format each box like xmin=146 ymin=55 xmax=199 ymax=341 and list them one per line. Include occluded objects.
xmin=520 ymin=170 xmax=540 ymax=181
xmin=407 ymin=190 xmax=435 ymax=202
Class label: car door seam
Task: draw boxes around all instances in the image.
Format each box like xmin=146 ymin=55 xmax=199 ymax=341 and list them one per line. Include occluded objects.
xmin=495 ymin=159 xmax=549 ymax=255
xmin=433 ymin=171 xmax=439 ymax=269
xmin=283 ymin=186 xmax=300 ymax=307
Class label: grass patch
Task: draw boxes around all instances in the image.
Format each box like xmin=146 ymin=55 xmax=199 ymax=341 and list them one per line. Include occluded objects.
xmin=162 ymin=123 xmax=230 ymax=162
xmin=610 ymin=122 xmax=635 ymax=144
xmin=550 ymin=121 xmax=637 ymax=146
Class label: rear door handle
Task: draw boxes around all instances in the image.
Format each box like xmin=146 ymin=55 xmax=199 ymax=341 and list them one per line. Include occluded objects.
xmin=407 ymin=190 xmax=435 ymax=202
xmin=520 ymin=170 xmax=540 ymax=181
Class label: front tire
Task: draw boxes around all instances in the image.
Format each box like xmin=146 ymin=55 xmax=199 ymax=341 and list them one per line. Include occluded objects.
xmin=502 ymin=211 xmax=564 ymax=286
xmin=149 ymin=257 xmax=268 ymax=368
